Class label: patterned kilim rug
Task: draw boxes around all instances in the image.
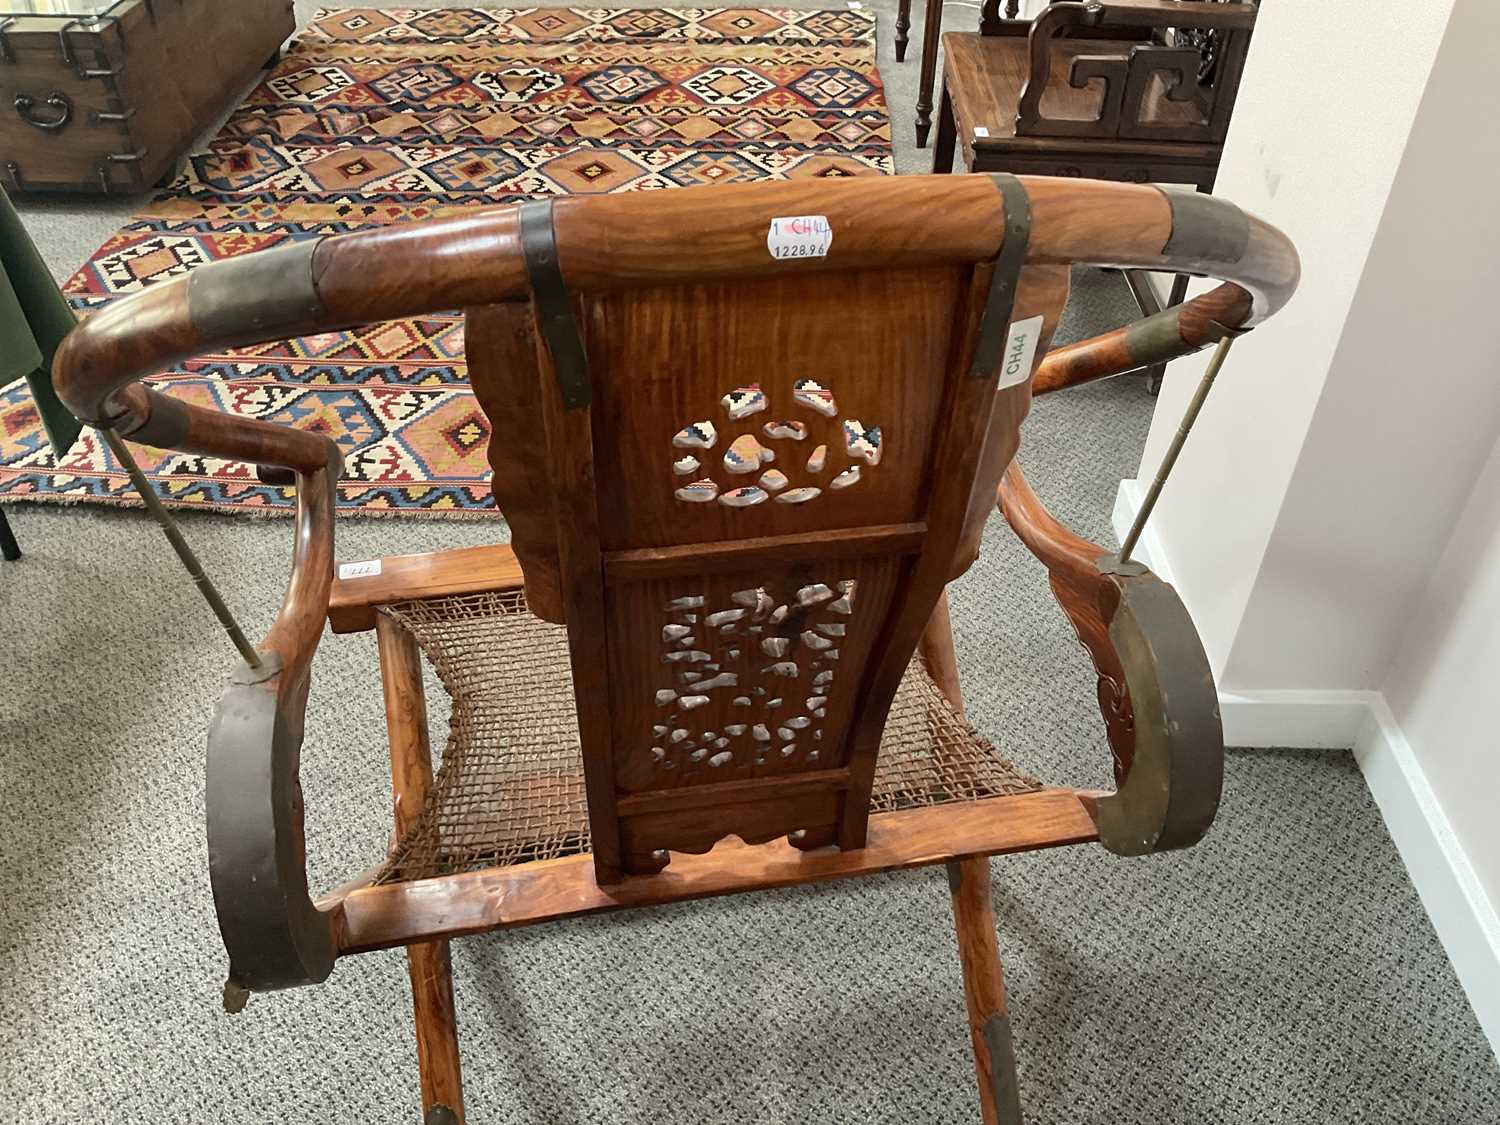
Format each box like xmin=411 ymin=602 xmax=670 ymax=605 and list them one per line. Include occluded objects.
xmin=0 ymin=7 xmax=891 ymax=515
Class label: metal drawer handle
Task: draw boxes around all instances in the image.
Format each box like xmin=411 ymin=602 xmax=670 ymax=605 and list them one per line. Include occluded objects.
xmin=15 ymin=91 xmax=73 ymax=132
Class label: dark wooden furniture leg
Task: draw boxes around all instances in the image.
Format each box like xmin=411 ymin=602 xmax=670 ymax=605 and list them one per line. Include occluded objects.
xmin=377 ymin=616 xmax=466 ymax=1125
xmin=914 ymin=0 xmax=946 ymax=146
xmin=0 ymin=509 xmax=19 ymax=561
xmin=948 ymin=856 xmax=1023 ymax=1125
xmin=932 ymin=83 xmax=958 ymax=173
xmin=896 ymin=0 xmax=913 ymax=62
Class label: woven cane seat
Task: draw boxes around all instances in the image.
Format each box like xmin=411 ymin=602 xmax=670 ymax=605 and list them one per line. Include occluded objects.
xmin=374 ymin=591 xmax=1041 ymax=884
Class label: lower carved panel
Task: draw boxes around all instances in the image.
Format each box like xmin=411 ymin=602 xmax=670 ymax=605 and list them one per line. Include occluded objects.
xmin=618 ymin=787 xmax=843 ymax=874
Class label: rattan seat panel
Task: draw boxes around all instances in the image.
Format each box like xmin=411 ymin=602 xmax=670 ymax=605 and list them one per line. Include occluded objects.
xmin=375 ymin=591 xmax=1041 ymax=884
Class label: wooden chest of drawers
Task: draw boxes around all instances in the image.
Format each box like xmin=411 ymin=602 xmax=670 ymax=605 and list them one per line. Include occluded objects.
xmin=0 ymin=0 xmax=294 ymax=193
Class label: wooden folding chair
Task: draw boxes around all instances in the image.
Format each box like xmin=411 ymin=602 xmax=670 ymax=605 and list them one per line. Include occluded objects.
xmin=55 ymin=175 xmax=1297 ymax=1124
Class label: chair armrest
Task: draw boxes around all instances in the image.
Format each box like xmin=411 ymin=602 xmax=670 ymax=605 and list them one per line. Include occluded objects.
xmin=998 ymin=461 xmax=1222 ymax=855
xmin=50 ymin=213 xmax=526 ymax=999
xmin=329 ymin=543 xmax=527 ymax=633
xmin=1023 ymin=178 xmax=1298 ymax=392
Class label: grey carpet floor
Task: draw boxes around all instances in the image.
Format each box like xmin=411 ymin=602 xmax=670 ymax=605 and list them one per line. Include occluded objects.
xmin=3 ymin=2 xmax=1499 ymax=1122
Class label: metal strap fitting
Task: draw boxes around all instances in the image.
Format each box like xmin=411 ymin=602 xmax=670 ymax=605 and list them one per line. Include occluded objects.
xmin=970 ymin=173 xmax=1034 ymax=378
xmin=519 ymin=199 xmax=592 ymax=410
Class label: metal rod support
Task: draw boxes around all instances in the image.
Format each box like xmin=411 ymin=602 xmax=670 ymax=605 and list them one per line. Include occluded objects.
xmin=1118 ymin=334 xmax=1235 ymax=565
xmin=101 ymin=427 xmax=263 ymax=668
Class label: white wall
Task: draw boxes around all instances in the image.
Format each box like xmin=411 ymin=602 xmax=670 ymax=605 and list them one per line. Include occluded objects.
xmin=1121 ymin=0 xmax=1500 ymax=1052
xmin=1132 ymin=0 xmax=1459 ymax=682
xmin=1220 ymin=0 xmax=1500 ymax=689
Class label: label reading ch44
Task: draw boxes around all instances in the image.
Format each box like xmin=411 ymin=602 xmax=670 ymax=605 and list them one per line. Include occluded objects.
xmin=998 ymin=315 xmax=1044 ymax=390
xmin=767 ymin=215 xmax=832 ymax=261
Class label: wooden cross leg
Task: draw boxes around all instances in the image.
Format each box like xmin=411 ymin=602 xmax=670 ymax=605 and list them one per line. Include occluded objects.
xmin=377 ymin=616 xmax=466 ymax=1124
xmin=947 ymin=856 xmax=1024 ymax=1125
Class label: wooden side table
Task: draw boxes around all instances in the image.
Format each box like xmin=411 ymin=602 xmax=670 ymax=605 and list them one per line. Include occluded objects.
xmin=898 ymin=0 xmax=1021 ymax=146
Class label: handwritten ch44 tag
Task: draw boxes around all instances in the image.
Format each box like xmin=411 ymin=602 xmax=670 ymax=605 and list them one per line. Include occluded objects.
xmin=767 ymin=215 xmax=832 ymax=260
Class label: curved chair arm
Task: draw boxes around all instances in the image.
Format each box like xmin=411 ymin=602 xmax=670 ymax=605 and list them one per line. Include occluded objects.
xmin=51 ymin=238 xmax=366 ymax=998
xmin=1021 ymin=177 xmax=1297 ymax=393
xmin=998 ymin=462 xmax=1222 ymax=855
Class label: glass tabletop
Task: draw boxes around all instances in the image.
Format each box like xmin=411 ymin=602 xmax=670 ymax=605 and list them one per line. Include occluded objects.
xmin=0 ymin=0 xmax=132 ymax=19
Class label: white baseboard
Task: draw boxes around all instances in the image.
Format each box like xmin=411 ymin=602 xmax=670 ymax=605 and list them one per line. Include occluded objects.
xmin=1217 ymin=689 xmax=1375 ymax=749
xmin=1353 ymin=696 xmax=1500 ymax=1057
xmin=1112 ymin=476 xmax=1500 ymax=1058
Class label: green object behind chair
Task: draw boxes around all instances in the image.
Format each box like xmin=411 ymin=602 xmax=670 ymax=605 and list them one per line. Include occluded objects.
xmin=1 ymin=187 xmax=80 ymax=459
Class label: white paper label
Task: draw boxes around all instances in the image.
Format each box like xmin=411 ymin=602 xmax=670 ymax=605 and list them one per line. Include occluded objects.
xmin=337 ymin=559 xmax=383 ymax=580
xmin=767 ymin=215 xmax=832 ymax=261
xmin=972 ymin=126 xmax=990 ymax=139
xmin=998 ymin=315 xmax=1044 ymax=389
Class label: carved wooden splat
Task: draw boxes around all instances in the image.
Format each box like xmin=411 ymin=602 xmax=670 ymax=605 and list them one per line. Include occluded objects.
xmin=672 ymin=380 xmax=884 ymax=508
xmin=648 ymin=578 xmax=860 ymax=778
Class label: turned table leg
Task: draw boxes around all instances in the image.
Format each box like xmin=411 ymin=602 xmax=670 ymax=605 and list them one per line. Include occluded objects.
xmin=947 ymin=856 xmax=1024 ymax=1125
xmin=914 ymin=0 xmax=946 ymax=146
xmin=896 ymin=0 xmax=913 ymax=61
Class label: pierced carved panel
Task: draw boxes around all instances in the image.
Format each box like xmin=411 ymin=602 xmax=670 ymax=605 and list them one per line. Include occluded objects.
xmin=668 ymin=377 xmax=885 ymax=511
xmin=646 ymin=578 xmax=859 ymax=783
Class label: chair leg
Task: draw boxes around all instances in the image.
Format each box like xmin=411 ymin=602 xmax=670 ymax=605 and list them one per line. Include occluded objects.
xmin=377 ymin=616 xmax=467 ymax=1124
xmin=931 ymin=83 xmax=958 ymax=173
xmin=410 ymin=939 xmax=465 ymax=1125
xmin=947 ymin=856 xmax=1023 ymax=1125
